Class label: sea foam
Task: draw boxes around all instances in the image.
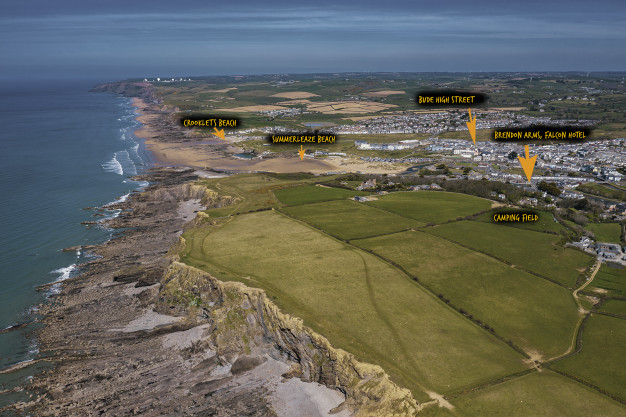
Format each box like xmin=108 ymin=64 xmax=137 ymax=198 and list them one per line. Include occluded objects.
xmin=51 ymin=264 xmax=76 ymax=281
xmin=102 ymin=154 xmax=123 ymax=175
xmin=117 ymin=150 xmax=137 ymax=176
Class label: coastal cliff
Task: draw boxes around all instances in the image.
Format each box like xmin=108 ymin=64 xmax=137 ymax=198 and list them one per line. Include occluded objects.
xmin=158 ymin=261 xmax=420 ymax=416
xmin=16 ymin=168 xmax=421 ymax=416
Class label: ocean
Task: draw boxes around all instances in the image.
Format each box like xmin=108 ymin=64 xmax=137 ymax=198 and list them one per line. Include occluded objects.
xmin=0 ymin=79 xmax=151 ymax=409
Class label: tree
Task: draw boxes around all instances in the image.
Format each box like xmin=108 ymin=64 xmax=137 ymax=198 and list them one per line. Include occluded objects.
xmin=574 ymin=198 xmax=592 ymax=211
xmin=463 ymin=167 xmax=472 ymax=175
xmin=538 ymin=181 xmax=561 ymax=197
xmin=507 ymin=151 xmax=518 ymax=160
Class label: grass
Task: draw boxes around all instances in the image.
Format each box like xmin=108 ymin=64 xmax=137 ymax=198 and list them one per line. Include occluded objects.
xmin=198 ymin=173 xmax=319 ymax=217
xmin=589 ymin=264 xmax=626 ymax=298
xmin=577 ymin=182 xmax=626 ymax=202
xmin=585 ymin=223 xmax=623 ymax=243
xmin=180 ymin=210 xmax=527 ymax=398
xmin=365 ymin=191 xmax=492 ymax=224
xmin=354 ymin=230 xmax=580 ymax=358
xmin=272 ymin=184 xmax=367 ymax=206
xmin=553 ymin=314 xmax=626 ymax=401
xmin=473 ymin=210 xmax=566 ymax=234
xmin=450 ymin=371 xmax=626 ymax=417
xmin=600 ymin=299 xmax=626 ymax=316
xmin=282 ymin=199 xmax=425 ymax=240
xmin=427 ymin=221 xmax=593 ymax=288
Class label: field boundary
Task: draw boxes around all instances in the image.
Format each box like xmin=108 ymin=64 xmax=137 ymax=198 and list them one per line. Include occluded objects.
xmin=444 ymin=368 xmax=537 ymax=400
xmin=362 ymin=193 xmax=492 ymax=226
xmin=350 ymin=241 xmax=532 ymax=359
xmin=418 ymin=228 xmax=574 ymax=290
xmin=549 ymin=368 xmax=626 ymax=406
xmin=592 ymin=311 xmax=626 ymax=320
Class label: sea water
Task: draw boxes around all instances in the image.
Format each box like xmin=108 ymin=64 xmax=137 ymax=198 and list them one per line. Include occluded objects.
xmin=0 ymin=79 xmax=151 ymax=409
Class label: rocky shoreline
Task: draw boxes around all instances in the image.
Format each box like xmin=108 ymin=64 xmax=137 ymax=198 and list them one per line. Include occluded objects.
xmin=10 ymin=167 xmax=418 ymax=416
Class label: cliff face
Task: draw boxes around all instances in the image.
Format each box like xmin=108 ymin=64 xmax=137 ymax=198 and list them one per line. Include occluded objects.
xmin=149 ymin=183 xmax=238 ymax=208
xmin=158 ymin=261 xmax=420 ymax=417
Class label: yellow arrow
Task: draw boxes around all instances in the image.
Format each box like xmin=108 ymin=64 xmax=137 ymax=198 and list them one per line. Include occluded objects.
xmin=466 ymin=108 xmax=477 ymax=145
xmin=298 ymin=145 xmax=305 ymax=161
xmin=517 ymin=144 xmax=537 ymax=182
xmin=212 ymin=127 xmax=225 ymax=140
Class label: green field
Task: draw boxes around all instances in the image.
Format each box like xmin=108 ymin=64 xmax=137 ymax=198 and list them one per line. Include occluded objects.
xmin=553 ymin=315 xmax=626 ymax=400
xmin=473 ymin=210 xmax=566 ymax=234
xmin=180 ymin=210 xmax=527 ymax=398
xmin=589 ymin=264 xmax=626 ymax=297
xmin=282 ymin=199 xmax=424 ymax=240
xmin=354 ymin=231 xmax=579 ymax=358
xmin=197 ymin=173 xmax=318 ymax=217
xmin=577 ymin=182 xmax=626 ymax=202
xmin=365 ymin=191 xmax=493 ymax=224
xmin=600 ymin=299 xmax=626 ymax=316
xmin=449 ymin=371 xmax=626 ymax=417
xmin=586 ymin=222 xmax=623 ymax=243
xmin=272 ymin=184 xmax=367 ymax=206
xmin=427 ymin=221 xmax=593 ymax=287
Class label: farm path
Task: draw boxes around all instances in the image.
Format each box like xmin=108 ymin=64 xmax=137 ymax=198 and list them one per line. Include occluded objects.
xmin=546 ymin=260 xmax=601 ymax=363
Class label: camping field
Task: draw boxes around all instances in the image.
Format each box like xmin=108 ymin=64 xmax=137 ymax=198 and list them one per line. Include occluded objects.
xmin=472 ymin=209 xmax=566 ymax=234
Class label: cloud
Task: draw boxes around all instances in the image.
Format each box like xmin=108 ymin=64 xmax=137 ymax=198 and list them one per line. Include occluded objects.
xmin=2 ymin=8 xmax=623 ymax=40
xmin=1 ymin=4 xmax=624 ymax=77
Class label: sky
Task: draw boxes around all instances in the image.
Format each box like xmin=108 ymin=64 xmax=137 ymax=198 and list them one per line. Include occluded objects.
xmin=1 ymin=0 xmax=624 ymax=80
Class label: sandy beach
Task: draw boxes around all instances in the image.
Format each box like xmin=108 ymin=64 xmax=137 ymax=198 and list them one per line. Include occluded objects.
xmin=132 ymin=98 xmax=338 ymax=173
xmin=131 ymin=97 xmax=408 ymax=174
